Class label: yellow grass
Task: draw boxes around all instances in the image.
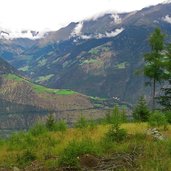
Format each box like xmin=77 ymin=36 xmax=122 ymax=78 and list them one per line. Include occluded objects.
xmin=0 ymin=123 xmax=171 ymax=169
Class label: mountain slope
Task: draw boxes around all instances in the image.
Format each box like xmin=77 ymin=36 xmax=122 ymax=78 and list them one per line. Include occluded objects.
xmin=2 ymin=2 xmax=171 ymax=104
xmin=0 ymin=59 xmax=107 ymax=130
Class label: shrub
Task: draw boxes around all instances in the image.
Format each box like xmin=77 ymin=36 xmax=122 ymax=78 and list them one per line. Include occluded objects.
xmin=16 ymin=149 xmax=36 ymax=167
xmin=46 ymin=115 xmax=67 ymax=132
xmin=148 ymin=111 xmax=168 ymax=129
xmin=58 ymin=139 xmax=100 ymax=167
xmin=165 ymin=111 xmax=171 ymax=123
xmin=105 ymin=105 xmax=126 ymax=125
xmin=132 ymin=96 xmax=150 ymax=122
xmin=0 ymin=138 xmax=4 ymax=147
xmin=87 ymin=119 xmax=97 ymax=131
xmin=46 ymin=114 xmax=56 ymax=131
xmin=8 ymin=132 xmax=36 ymax=150
xmin=104 ymin=125 xmax=127 ymax=143
xmin=75 ymin=115 xmax=88 ymax=129
xmin=29 ymin=123 xmax=47 ymax=136
xmin=53 ymin=120 xmax=67 ymax=132
xmin=168 ymin=140 xmax=171 ymax=156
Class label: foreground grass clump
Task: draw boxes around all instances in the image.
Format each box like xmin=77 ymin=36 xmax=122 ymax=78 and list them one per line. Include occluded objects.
xmin=0 ymin=120 xmax=171 ymax=170
xmin=58 ymin=139 xmax=101 ymax=167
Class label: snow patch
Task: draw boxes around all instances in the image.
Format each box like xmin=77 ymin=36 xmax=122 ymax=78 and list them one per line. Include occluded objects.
xmin=110 ymin=14 xmax=122 ymax=24
xmin=163 ymin=15 xmax=171 ymax=24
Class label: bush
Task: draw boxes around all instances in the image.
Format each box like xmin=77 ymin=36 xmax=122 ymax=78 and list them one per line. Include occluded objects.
xmin=75 ymin=115 xmax=88 ymax=129
xmin=58 ymin=139 xmax=101 ymax=167
xmin=46 ymin=114 xmax=67 ymax=132
xmin=87 ymin=119 xmax=97 ymax=131
xmin=148 ymin=111 xmax=168 ymax=129
xmin=53 ymin=120 xmax=67 ymax=132
xmin=165 ymin=111 xmax=171 ymax=123
xmin=103 ymin=106 xmax=127 ymax=144
xmin=46 ymin=114 xmax=56 ymax=131
xmin=104 ymin=125 xmax=127 ymax=143
xmin=168 ymin=140 xmax=171 ymax=156
xmin=29 ymin=123 xmax=47 ymax=136
xmin=16 ymin=149 xmax=36 ymax=167
xmin=132 ymin=96 xmax=150 ymax=122
xmin=8 ymin=132 xmax=36 ymax=150
xmin=105 ymin=105 xmax=126 ymax=125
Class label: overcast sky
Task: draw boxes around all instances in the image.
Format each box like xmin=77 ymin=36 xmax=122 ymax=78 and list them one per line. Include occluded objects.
xmin=0 ymin=0 xmax=167 ymax=32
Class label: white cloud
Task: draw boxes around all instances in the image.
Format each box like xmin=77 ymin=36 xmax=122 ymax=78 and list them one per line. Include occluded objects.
xmin=71 ymin=22 xmax=83 ymax=36
xmin=0 ymin=0 xmax=165 ymax=32
xmin=80 ymin=35 xmax=93 ymax=40
xmin=110 ymin=14 xmax=122 ymax=24
xmin=163 ymin=15 xmax=171 ymax=24
xmin=105 ymin=28 xmax=124 ymax=37
xmin=78 ymin=28 xmax=124 ymax=39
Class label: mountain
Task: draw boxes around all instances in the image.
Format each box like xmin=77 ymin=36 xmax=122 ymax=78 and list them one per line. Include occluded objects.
xmin=2 ymin=2 xmax=171 ymax=105
xmin=0 ymin=58 xmax=109 ymax=130
xmin=0 ymin=30 xmax=43 ymax=40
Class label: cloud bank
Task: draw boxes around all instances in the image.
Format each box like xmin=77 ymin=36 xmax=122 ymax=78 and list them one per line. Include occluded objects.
xmin=0 ymin=0 xmax=165 ymax=32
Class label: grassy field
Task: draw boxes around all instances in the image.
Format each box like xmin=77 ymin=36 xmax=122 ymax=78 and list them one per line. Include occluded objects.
xmin=3 ymin=74 xmax=77 ymax=95
xmin=0 ymin=122 xmax=171 ymax=170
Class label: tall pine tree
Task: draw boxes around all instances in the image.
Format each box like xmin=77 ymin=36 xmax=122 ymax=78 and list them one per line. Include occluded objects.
xmin=144 ymin=28 xmax=165 ymax=110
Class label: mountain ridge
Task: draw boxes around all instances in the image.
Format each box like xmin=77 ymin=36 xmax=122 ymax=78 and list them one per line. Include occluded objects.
xmin=1 ymin=2 xmax=171 ymax=105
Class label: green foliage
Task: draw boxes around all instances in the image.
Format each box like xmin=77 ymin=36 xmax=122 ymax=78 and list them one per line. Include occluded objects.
xmin=37 ymin=58 xmax=47 ymax=67
xmin=87 ymin=119 xmax=97 ymax=130
xmin=46 ymin=114 xmax=56 ymax=131
xmin=89 ymin=48 xmax=99 ymax=55
xmin=4 ymin=74 xmax=76 ymax=96
xmin=18 ymin=66 xmax=29 ymax=72
xmin=144 ymin=28 xmax=165 ymax=80
xmin=16 ymin=149 xmax=36 ymax=167
xmin=105 ymin=105 xmax=126 ymax=125
xmin=8 ymin=132 xmax=36 ymax=150
xmin=165 ymin=111 xmax=171 ymax=123
xmin=144 ymin=28 xmax=165 ymax=109
xmin=4 ymin=74 xmax=23 ymax=82
xmin=45 ymin=115 xmax=67 ymax=132
xmin=35 ymin=74 xmax=54 ymax=83
xmin=52 ymin=120 xmax=67 ymax=132
xmin=81 ymin=58 xmax=99 ymax=65
xmin=115 ymin=62 xmax=128 ymax=69
xmin=103 ymin=106 xmax=127 ymax=145
xmin=148 ymin=111 xmax=168 ymax=129
xmin=29 ymin=123 xmax=47 ymax=136
xmin=75 ymin=115 xmax=88 ymax=129
xmin=58 ymin=139 xmax=101 ymax=167
xmin=104 ymin=125 xmax=127 ymax=143
xmin=0 ymin=138 xmax=4 ymax=147
xmin=168 ymin=140 xmax=171 ymax=156
xmin=149 ymin=28 xmax=165 ymax=52
xmin=133 ymin=96 xmax=150 ymax=122
xmin=33 ymin=84 xmax=76 ymax=95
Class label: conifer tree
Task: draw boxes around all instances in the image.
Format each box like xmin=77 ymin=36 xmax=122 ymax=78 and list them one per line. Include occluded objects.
xmin=144 ymin=28 xmax=165 ymax=110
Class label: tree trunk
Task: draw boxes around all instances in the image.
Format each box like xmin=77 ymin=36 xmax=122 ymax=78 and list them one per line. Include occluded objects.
xmin=152 ymin=79 xmax=156 ymax=110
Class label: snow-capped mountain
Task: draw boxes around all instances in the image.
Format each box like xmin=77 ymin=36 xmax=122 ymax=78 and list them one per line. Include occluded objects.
xmin=1 ymin=1 xmax=171 ymax=105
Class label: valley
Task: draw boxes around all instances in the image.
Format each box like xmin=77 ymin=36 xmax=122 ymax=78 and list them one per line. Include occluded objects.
xmin=0 ymin=1 xmax=171 ymax=170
